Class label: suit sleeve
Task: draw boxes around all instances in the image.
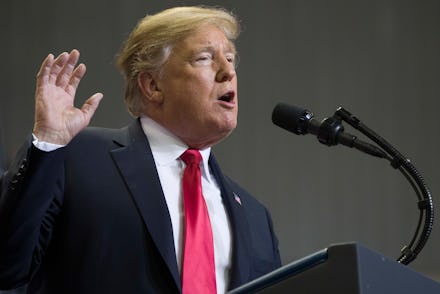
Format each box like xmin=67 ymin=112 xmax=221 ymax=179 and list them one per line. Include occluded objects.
xmin=0 ymin=136 xmax=65 ymax=289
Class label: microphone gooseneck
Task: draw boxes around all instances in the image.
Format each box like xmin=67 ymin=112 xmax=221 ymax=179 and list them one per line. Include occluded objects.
xmin=334 ymin=106 xmax=434 ymax=265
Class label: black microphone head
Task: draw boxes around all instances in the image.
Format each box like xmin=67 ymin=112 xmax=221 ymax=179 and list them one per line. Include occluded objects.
xmin=272 ymin=103 xmax=314 ymax=135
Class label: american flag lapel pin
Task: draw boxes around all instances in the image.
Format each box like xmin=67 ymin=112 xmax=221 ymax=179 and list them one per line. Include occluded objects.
xmin=233 ymin=192 xmax=242 ymax=205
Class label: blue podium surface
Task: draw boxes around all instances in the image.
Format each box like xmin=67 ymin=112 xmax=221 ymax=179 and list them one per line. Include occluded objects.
xmin=229 ymin=242 xmax=440 ymax=294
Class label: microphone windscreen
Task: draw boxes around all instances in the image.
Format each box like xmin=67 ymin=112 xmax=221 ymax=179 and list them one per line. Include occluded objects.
xmin=272 ymin=103 xmax=312 ymax=135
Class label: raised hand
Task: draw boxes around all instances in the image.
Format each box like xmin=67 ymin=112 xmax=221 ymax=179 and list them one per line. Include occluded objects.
xmin=33 ymin=49 xmax=103 ymax=145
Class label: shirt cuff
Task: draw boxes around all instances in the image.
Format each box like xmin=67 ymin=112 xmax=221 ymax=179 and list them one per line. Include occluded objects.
xmin=32 ymin=133 xmax=65 ymax=152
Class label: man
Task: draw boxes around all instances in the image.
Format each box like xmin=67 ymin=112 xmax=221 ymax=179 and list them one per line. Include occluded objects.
xmin=0 ymin=6 xmax=281 ymax=294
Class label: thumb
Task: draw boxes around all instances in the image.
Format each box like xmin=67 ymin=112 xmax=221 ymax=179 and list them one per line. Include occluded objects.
xmin=81 ymin=92 xmax=103 ymax=121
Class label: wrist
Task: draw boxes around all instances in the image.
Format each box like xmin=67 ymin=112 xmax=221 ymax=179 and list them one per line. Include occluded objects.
xmin=32 ymin=126 xmax=70 ymax=145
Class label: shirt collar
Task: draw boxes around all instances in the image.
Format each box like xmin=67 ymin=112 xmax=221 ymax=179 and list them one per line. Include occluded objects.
xmin=140 ymin=115 xmax=213 ymax=182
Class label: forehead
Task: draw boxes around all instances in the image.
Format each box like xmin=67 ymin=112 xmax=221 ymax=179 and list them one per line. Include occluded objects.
xmin=175 ymin=25 xmax=236 ymax=53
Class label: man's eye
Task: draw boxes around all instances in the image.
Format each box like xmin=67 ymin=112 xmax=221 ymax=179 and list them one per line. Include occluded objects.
xmin=225 ymin=53 xmax=237 ymax=64
xmin=195 ymin=54 xmax=212 ymax=62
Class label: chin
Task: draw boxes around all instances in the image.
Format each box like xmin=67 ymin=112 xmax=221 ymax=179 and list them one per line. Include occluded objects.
xmin=218 ymin=123 xmax=237 ymax=140
xmin=197 ymin=126 xmax=236 ymax=148
xmin=219 ymin=121 xmax=237 ymax=136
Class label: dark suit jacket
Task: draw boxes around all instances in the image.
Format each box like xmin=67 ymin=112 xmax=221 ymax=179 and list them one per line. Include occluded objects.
xmin=0 ymin=119 xmax=281 ymax=293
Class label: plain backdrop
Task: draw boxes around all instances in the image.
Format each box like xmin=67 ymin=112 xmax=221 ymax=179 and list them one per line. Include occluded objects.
xmin=1 ymin=1 xmax=439 ymax=291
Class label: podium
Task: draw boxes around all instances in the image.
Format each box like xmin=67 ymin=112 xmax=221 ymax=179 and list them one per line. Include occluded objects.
xmin=229 ymin=243 xmax=440 ymax=293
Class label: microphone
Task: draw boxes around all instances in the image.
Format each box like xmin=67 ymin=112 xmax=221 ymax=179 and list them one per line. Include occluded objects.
xmin=272 ymin=103 xmax=386 ymax=158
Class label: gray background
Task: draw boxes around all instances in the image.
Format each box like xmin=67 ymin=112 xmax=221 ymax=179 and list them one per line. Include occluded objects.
xmin=1 ymin=0 xmax=439 ymax=291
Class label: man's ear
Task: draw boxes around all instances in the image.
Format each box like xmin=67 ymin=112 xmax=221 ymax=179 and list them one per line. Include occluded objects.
xmin=137 ymin=72 xmax=163 ymax=104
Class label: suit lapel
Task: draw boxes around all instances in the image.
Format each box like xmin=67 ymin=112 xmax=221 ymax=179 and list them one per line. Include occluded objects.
xmin=209 ymin=155 xmax=252 ymax=290
xmin=109 ymin=120 xmax=181 ymax=291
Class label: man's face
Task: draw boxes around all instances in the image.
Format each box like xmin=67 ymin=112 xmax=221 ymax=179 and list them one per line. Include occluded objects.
xmin=153 ymin=25 xmax=238 ymax=149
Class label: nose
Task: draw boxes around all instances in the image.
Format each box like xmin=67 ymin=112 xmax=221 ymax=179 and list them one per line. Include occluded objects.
xmin=215 ymin=56 xmax=236 ymax=82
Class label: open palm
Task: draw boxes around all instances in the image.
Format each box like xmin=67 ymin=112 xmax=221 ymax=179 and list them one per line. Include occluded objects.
xmin=33 ymin=49 xmax=103 ymax=145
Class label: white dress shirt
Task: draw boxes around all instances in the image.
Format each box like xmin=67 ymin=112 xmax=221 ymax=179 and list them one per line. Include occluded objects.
xmin=140 ymin=116 xmax=232 ymax=294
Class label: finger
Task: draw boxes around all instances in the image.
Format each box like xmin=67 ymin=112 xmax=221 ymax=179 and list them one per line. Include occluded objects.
xmin=65 ymin=63 xmax=87 ymax=97
xmin=36 ymin=54 xmax=54 ymax=88
xmin=81 ymin=93 xmax=104 ymax=122
xmin=48 ymin=52 xmax=69 ymax=84
xmin=56 ymin=49 xmax=80 ymax=88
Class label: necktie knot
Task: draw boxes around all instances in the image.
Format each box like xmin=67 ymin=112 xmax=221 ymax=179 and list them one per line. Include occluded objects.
xmin=180 ymin=149 xmax=202 ymax=166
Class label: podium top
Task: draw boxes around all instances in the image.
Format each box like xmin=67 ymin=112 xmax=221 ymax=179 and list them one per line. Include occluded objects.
xmin=229 ymin=247 xmax=328 ymax=293
xmin=229 ymin=242 xmax=440 ymax=294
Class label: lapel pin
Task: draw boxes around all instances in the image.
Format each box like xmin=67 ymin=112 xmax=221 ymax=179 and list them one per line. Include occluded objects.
xmin=233 ymin=192 xmax=242 ymax=205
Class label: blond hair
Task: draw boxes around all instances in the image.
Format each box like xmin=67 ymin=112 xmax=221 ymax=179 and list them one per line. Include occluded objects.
xmin=116 ymin=6 xmax=240 ymax=116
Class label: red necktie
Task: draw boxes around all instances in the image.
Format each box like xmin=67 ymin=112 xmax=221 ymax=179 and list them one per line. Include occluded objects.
xmin=180 ymin=149 xmax=217 ymax=294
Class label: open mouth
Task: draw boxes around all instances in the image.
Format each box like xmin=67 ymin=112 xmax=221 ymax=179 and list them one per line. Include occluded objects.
xmin=218 ymin=91 xmax=235 ymax=103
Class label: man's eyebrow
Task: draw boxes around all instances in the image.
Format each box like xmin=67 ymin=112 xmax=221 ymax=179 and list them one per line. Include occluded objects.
xmin=225 ymin=42 xmax=237 ymax=54
xmin=193 ymin=46 xmax=215 ymax=53
xmin=192 ymin=43 xmax=237 ymax=55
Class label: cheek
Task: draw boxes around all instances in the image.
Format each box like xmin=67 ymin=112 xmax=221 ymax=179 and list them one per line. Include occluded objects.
xmin=174 ymin=78 xmax=212 ymax=105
